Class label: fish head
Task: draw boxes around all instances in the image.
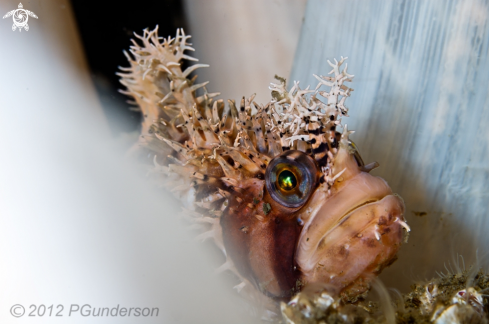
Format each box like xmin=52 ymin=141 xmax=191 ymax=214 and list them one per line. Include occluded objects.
xmin=119 ymin=28 xmax=409 ymax=303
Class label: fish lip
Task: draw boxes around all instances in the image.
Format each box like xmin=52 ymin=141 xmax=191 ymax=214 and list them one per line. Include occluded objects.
xmin=315 ymin=197 xmax=385 ymax=241
xmin=335 ymin=198 xmax=381 ymax=226
xmin=331 ymin=193 xmax=405 ymax=239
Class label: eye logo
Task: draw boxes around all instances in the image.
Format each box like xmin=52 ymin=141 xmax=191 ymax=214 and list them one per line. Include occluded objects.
xmin=3 ymin=3 xmax=38 ymax=32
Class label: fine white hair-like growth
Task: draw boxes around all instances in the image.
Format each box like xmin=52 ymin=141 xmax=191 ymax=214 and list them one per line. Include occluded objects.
xmin=118 ymin=26 xmax=356 ymax=192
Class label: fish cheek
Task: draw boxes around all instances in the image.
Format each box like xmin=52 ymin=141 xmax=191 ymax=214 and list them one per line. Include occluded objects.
xmin=220 ymin=188 xmax=302 ymax=299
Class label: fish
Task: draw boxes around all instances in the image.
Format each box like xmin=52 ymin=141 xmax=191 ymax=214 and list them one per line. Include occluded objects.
xmin=118 ymin=27 xmax=410 ymax=306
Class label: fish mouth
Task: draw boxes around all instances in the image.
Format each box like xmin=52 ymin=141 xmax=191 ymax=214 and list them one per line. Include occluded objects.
xmin=297 ymin=193 xmax=406 ymax=295
xmin=336 ymin=199 xmax=380 ymax=226
xmin=313 ymin=196 xmax=398 ymax=253
xmin=295 ymin=171 xmax=403 ymax=274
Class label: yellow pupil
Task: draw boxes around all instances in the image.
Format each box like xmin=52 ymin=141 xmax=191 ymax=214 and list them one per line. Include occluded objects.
xmin=278 ymin=170 xmax=297 ymax=191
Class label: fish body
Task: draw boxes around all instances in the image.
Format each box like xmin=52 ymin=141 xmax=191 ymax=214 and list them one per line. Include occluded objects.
xmin=119 ymin=27 xmax=409 ymax=304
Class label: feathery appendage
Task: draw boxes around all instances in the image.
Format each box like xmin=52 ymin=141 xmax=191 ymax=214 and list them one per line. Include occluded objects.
xmin=119 ymin=27 xmax=355 ymax=188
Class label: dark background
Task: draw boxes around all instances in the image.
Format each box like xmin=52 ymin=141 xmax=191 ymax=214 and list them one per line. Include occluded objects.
xmin=71 ymin=0 xmax=187 ymax=136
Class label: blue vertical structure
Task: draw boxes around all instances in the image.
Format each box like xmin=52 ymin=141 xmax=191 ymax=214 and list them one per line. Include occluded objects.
xmin=291 ymin=0 xmax=489 ymax=290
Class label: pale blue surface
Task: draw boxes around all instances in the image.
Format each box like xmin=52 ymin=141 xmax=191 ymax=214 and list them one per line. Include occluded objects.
xmin=292 ymin=0 xmax=489 ymax=290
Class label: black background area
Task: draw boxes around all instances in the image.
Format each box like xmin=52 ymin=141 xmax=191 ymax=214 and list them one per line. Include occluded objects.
xmin=71 ymin=0 xmax=188 ymax=135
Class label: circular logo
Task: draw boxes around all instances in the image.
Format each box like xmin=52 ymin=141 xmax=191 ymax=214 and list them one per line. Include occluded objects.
xmin=10 ymin=304 xmax=25 ymax=317
xmin=13 ymin=10 xmax=28 ymax=28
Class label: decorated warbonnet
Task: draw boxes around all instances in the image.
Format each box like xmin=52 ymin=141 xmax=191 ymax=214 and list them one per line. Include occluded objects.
xmin=119 ymin=27 xmax=411 ymax=311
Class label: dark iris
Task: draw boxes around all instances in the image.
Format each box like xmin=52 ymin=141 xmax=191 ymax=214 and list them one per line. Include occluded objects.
xmin=278 ymin=170 xmax=297 ymax=191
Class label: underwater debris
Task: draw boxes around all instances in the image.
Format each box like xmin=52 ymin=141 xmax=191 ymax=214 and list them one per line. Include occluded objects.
xmin=281 ymin=267 xmax=489 ymax=323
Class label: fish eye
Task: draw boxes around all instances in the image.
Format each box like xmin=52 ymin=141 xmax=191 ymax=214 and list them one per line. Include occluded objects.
xmin=278 ymin=170 xmax=297 ymax=191
xmin=265 ymin=150 xmax=319 ymax=208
